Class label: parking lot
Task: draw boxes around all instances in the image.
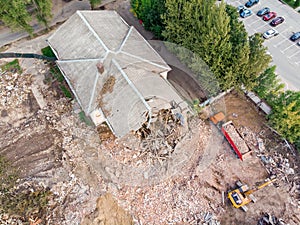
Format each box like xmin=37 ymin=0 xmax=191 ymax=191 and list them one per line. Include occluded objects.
xmin=226 ymin=0 xmax=300 ymax=90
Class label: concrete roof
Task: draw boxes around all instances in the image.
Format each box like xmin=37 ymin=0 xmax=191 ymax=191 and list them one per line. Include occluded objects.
xmin=47 ymin=10 xmax=185 ymax=137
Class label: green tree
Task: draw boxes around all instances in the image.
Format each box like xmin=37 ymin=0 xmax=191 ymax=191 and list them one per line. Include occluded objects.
xmin=31 ymin=0 xmax=52 ymax=28
xmin=0 ymin=0 xmax=33 ymax=35
xmin=163 ymin=0 xmax=235 ymax=90
xmin=268 ymin=91 xmax=300 ymax=143
xmin=225 ymin=5 xmax=250 ymax=89
xmin=241 ymin=33 xmax=271 ymax=90
xmin=0 ymin=0 xmax=53 ymax=35
xmin=131 ymin=0 xmax=166 ymax=37
xmin=90 ymin=0 xmax=102 ymax=9
xmin=253 ymin=66 xmax=285 ymax=103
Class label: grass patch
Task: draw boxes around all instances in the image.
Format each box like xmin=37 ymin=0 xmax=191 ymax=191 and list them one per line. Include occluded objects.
xmin=48 ymin=64 xmax=73 ymax=99
xmin=50 ymin=66 xmax=64 ymax=82
xmin=41 ymin=46 xmax=56 ymax=58
xmin=79 ymin=111 xmax=93 ymax=126
xmin=60 ymin=85 xmax=72 ymax=99
xmin=1 ymin=59 xmax=22 ymax=74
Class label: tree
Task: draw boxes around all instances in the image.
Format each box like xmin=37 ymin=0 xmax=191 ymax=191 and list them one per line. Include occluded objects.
xmin=268 ymin=91 xmax=300 ymax=144
xmin=163 ymin=0 xmax=235 ymax=90
xmin=253 ymin=66 xmax=285 ymax=103
xmin=136 ymin=0 xmax=271 ymax=92
xmin=0 ymin=0 xmax=53 ymax=35
xmin=0 ymin=0 xmax=33 ymax=35
xmin=238 ymin=33 xmax=271 ymax=90
xmin=131 ymin=0 xmax=166 ymax=37
xmin=225 ymin=5 xmax=250 ymax=89
xmin=90 ymin=0 xmax=102 ymax=10
xmin=31 ymin=0 xmax=52 ymax=28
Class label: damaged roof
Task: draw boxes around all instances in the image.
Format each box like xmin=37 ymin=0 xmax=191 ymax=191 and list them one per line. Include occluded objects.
xmin=47 ymin=10 xmax=185 ymax=137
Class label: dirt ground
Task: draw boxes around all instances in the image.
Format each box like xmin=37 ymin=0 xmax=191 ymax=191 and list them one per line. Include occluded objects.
xmin=0 ymin=1 xmax=299 ymax=225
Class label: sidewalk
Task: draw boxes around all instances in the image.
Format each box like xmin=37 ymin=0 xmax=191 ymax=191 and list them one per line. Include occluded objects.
xmin=0 ymin=0 xmax=90 ymax=48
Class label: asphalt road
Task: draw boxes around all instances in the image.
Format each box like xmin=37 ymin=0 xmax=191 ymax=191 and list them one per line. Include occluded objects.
xmin=226 ymin=0 xmax=300 ymax=91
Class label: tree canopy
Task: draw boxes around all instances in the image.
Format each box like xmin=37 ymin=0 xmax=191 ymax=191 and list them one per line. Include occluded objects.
xmin=253 ymin=66 xmax=285 ymax=102
xmin=131 ymin=0 xmax=166 ymax=38
xmin=253 ymin=67 xmax=299 ymax=146
xmin=162 ymin=1 xmax=271 ymax=91
xmin=268 ymin=91 xmax=300 ymax=144
xmin=0 ymin=0 xmax=52 ymax=36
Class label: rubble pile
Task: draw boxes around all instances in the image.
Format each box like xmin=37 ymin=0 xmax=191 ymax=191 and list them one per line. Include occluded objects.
xmin=100 ymin=109 xmax=197 ymax=167
xmin=238 ymin=126 xmax=258 ymax=150
xmin=258 ymin=150 xmax=300 ymax=198
xmin=117 ymin=176 xmax=223 ymax=225
xmin=257 ymin=213 xmax=287 ymax=225
xmin=137 ymin=109 xmax=183 ymax=163
xmin=0 ymin=214 xmax=23 ymax=225
xmin=222 ymin=123 xmax=249 ymax=154
xmin=0 ymin=70 xmax=32 ymax=109
xmin=234 ymin=124 xmax=300 ymax=201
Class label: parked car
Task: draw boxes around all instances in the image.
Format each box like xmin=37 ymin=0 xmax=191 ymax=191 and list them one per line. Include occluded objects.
xmin=270 ymin=17 xmax=285 ymax=26
xmin=237 ymin=5 xmax=245 ymax=13
xmin=263 ymin=29 xmax=279 ymax=39
xmin=240 ymin=9 xmax=253 ymax=18
xmin=245 ymin=0 xmax=259 ymax=8
xmin=298 ymin=41 xmax=300 ymax=46
xmin=290 ymin=32 xmax=300 ymax=41
xmin=263 ymin=12 xmax=277 ymax=21
xmin=257 ymin=7 xmax=270 ymax=16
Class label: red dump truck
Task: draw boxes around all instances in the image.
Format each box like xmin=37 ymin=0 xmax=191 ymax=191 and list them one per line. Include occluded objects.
xmin=210 ymin=112 xmax=251 ymax=161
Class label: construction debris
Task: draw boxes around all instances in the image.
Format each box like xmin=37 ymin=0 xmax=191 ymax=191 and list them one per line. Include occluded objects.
xmin=257 ymin=213 xmax=287 ymax=225
xmin=237 ymin=126 xmax=258 ymax=150
xmin=136 ymin=109 xmax=183 ymax=162
xmin=222 ymin=122 xmax=249 ymax=155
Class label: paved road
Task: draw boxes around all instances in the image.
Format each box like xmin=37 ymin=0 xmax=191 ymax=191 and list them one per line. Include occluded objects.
xmin=226 ymin=0 xmax=300 ymax=91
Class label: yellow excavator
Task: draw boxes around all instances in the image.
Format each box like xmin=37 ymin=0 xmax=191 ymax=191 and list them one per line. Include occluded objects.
xmin=228 ymin=176 xmax=277 ymax=212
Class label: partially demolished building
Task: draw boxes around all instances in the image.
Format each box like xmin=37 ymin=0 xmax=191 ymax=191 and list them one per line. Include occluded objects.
xmin=47 ymin=10 xmax=188 ymax=137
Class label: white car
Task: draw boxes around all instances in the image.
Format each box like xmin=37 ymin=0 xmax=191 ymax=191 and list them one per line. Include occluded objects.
xmin=237 ymin=5 xmax=245 ymax=13
xmin=263 ymin=29 xmax=279 ymax=39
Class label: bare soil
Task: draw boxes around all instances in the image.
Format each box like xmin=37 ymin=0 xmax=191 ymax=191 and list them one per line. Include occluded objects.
xmin=168 ymin=65 xmax=207 ymax=102
xmin=81 ymin=194 xmax=133 ymax=225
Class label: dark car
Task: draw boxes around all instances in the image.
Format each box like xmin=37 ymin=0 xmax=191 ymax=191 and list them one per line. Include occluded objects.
xmin=270 ymin=17 xmax=285 ymax=26
xmin=257 ymin=7 xmax=270 ymax=16
xmin=290 ymin=32 xmax=300 ymax=41
xmin=263 ymin=12 xmax=277 ymax=21
xmin=245 ymin=0 xmax=259 ymax=8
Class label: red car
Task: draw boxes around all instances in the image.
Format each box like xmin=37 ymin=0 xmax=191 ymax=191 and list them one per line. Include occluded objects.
xmin=270 ymin=17 xmax=285 ymax=26
xmin=263 ymin=12 xmax=277 ymax=21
